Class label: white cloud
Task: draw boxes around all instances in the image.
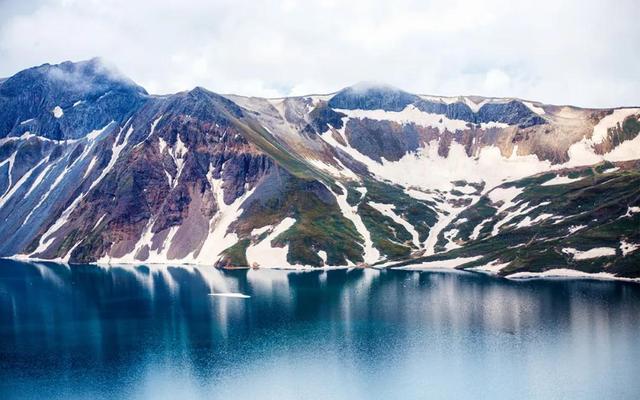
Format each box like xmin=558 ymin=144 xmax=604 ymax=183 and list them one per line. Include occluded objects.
xmin=0 ymin=0 xmax=638 ymax=107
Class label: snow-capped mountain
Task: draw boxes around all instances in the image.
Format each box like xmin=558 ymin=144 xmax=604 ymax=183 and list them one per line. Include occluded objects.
xmin=1 ymin=59 xmax=638 ymax=278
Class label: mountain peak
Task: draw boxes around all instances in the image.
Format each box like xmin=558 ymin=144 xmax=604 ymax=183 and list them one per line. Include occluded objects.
xmin=346 ymin=81 xmax=403 ymax=93
xmin=328 ymin=82 xmax=419 ymax=111
xmin=1 ymin=58 xmax=147 ymax=98
xmin=0 ymin=58 xmax=148 ymax=140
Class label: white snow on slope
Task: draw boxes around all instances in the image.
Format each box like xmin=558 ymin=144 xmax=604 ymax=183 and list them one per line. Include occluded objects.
xmin=158 ymin=137 xmax=167 ymax=154
xmin=336 ymin=105 xmax=507 ymax=133
xmin=488 ymin=186 xmax=523 ymax=213
xmin=522 ymin=101 xmax=545 ymax=115
xmin=591 ymin=108 xmax=639 ymax=144
xmin=564 ymin=109 xmax=640 ymax=167
xmin=52 ymin=106 xmax=63 ymax=118
xmin=393 ymin=255 xmax=482 ymax=270
xmin=24 ymin=162 xmax=53 ymax=198
xmin=31 ymin=121 xmax=121 ymax=254
xmin=336 ymin=105 xmax=468 ymax=133
xmin=330 ymin=182 xmax=380 ymax=264
xmin=0 ymin=158 xmax=47 ymax=208
xmin=323 ymin=104 xmax=638 ymax=197
xmin=419 ymin=95 xmax=460 ymax=105
xmin=515 ymin=213 xmax=553 ymax=229
xmin=620 ymin=240 xmax=639 ymax=256
xmin=119 ymin=222 xmax=179 ymax=265
xmin=470 ymin=218 xmax=491 ymax=240
xmin=135 ymin=115 xmax=163 ymax=148
xmin=189 ymin=176 xmax=255 ymax=265
xmin=562 ymin=247 xmax=616 ymax=260
xmin=492 ymin=202 xmax=529 ymax=236
xmin=83 ymin=156 xmax=98 ymax=179
xmin=0 ymin=152 xmax=17 ymax=197
xmin=322 ymin=127 xmax=551 ymax=193
xmin=623 ymin=206 xmax=640 ymax=217
xmin=369 ymin=201 xmax=420 ymax=247
xmin=318 ymin=250 xmax=328 ymax=264
xmin=169 ymin=134 xmax=188 ymax=186
xmin=541 ymin=175 xmax=585 ymax=186
xmin=567 ymin=225 xmax=587 ymax=234
xmin=246 ymin=217 xmax=297 ymax=268
xmin=464 ymin=97 xmax=488 ymax=113
xmin=442 ymin=228 xmax=461 ymax=251
xmin=491 ymin=200 xmax=551 ymax=236
xmin=466 ymin=260 xmax=510 ymax=275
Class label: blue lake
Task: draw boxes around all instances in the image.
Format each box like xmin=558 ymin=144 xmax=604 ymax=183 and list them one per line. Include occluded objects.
xmin=1 ymin=260 xmax=639 ymax=399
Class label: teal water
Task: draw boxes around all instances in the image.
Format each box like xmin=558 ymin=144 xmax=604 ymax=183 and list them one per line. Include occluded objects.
xmin=0 ymin=260 xmax=639 ymax=399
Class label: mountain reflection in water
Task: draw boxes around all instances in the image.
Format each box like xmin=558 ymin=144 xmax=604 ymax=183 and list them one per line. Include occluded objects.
xmin=1 ymin=260 xmax=639 ymax=400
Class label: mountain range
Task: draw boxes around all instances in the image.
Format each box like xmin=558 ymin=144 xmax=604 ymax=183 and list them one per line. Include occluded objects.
xmin=1 ymin=58 xmax=638 ymax=279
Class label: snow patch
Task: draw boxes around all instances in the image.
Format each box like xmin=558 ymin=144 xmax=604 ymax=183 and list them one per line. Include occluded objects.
xmin=466 ymin=260 xmax=510 ymax=275
xmin=24 ymin=162 xmax=53 ymax=198
xmin=620 ymin=240 xmax=639 ymax=257
xmin=564 ymin=109 xmax=640 ymax=167
xmin=562 ymin=247 xmax=616 ymax=260
xmin=623 ymin=206 xmax=640 ymax=217
xmin=522 ymin=101 xmax=545 ymax=115
xmin=246 ymin=217 xmax=297 ymax=268
xmin=488 ymin=186 xmax=523 ymax=213
xmin=369 ymin=201 xmax=420 ymax=247
xmin=336 ymin=105 xmax=478 ymax=134
xmin=158 ymin=137 xmax=167 ymax=154
xmin=541 ymin=175 xmax=584 ymax=186
xmin=567 ymin=225 xmax=587 ymax=234
xmin=393 ymin=255 xmax=482 ymax=270
xmin=591 ymin=108 xmax=639 ymax=144
xmin=83 ymin=156 xmax=98 ymax=179
xmin=190 ymin=177 xmax=253 ymax=264
xmin=330 ymin=182 xmax=380 ymax=264
xmin=470 ymin=218 xmax=491 ymax=240
xmin=318 ymin=250 xmax=328 ymax=264
xmin=52 ymin=106 xmax=63 ymax=118
xmin=515 ymin=213 xmax=553 ymax=229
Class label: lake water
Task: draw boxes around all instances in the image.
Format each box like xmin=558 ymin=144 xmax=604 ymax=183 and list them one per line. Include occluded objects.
xmin=1 ymin=259 xmax=639 ymax=399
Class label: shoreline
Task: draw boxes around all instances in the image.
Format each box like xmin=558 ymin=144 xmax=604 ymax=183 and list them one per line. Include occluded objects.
xmin=2 ymin=256 xmax=639 ymax=284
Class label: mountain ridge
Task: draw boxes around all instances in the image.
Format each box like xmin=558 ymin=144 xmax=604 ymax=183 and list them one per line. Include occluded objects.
xmin=1 ymin=59 xmax=638 ymax=279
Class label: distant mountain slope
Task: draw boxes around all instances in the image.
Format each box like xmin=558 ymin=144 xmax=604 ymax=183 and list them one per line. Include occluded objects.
xmin=1 ymin=59 xmax=639 ymax=278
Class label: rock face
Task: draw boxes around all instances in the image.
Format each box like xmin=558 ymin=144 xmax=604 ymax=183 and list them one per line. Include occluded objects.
xmin=1 ymin=60 xmax=639 ymax=278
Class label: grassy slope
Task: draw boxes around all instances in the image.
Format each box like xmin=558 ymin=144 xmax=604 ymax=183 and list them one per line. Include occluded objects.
xmin=219 ymin=172 xmax=365 ymax=268
xmin=395 ymin=162 xmax=640 ymax=277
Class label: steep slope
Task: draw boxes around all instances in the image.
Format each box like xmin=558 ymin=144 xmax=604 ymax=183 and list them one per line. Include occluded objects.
xmin=390 ymin=161 xmax=640 ymax=278
xmin=1 ymin=60 xmax=639 ymax=278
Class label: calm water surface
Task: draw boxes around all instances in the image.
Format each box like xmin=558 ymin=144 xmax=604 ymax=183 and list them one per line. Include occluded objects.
xmin=1 ymin=260 xmax=639 ymax=399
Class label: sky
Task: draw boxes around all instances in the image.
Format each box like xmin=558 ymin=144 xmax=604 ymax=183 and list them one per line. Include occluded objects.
xmin=0 ymin=0 xmax=638 ymax=107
